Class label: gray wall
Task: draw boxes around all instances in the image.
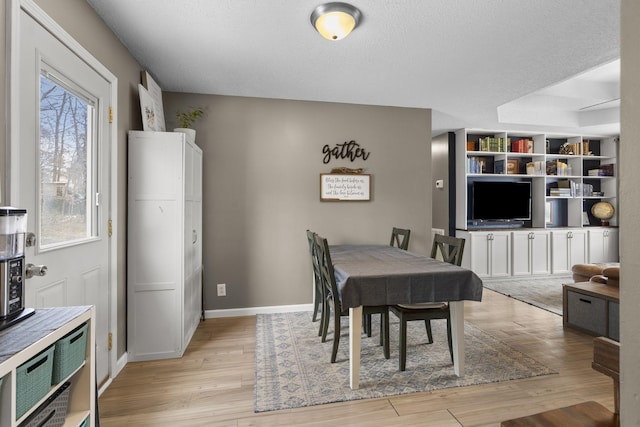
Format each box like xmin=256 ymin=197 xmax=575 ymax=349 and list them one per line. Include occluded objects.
xmin=431 ymin=132 xmax=450 ymax=233
xmin=163 ymin=93 xmax=432 ymax=310
xmin=620 ymin=0 xmax=640 ymax=423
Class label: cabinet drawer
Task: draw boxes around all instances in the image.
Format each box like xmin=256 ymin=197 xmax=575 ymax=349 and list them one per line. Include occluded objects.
xmin=608 ymin=301 xmax=619 ymax=341
xmin=566 ymin=291 xmax=607 ymax=335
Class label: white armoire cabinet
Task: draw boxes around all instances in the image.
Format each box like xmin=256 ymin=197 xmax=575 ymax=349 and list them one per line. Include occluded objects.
xmin=127 ymin=130 xmax=203 ymax=361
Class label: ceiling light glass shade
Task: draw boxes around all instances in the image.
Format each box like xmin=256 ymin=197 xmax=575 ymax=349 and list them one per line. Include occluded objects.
xmin=311 ymin=3 xmax=362 ymax=41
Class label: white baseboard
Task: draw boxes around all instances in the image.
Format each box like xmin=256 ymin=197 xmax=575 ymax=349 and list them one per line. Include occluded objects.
xmin=101 ymin=351 xmax=128 ymax=393
xmin=115 ymin=352 xmax=128 ymax=375
xmin=204 ymin=303 xmax=314 ymax=319
xmin=106 ymin=305 xmax=311 ymax=386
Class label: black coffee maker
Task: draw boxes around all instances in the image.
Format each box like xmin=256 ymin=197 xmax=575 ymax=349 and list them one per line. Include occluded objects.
xmin=0 ymin=207 xmax=34 ymax=330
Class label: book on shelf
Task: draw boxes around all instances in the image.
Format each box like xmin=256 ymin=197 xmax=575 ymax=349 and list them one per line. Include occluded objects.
xmin=478 ymin=137 xmax=505 ymax=152
xmin=601 ymin=163 xmax=615 ymax=176
xmin=587 ymin=166 xmax=614 ymax=177
xmin=526 ymin=161 xmax=545 ymax=175
xmin=546 ymin=160 xmax=568 ymax=176
xmin=510 ymin=138 xmax=533 ymax=153
xmin=468 ymin=157 xmax=484 ymax=174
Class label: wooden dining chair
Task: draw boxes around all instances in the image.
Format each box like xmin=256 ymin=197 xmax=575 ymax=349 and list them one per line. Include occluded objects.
xmin=306 ymin=230 xmax=325 ymax=335
xmin=390 ymin=227 xmax=411 ymax=250
xmin=389 ymin=234 xmax=465 ymax=371
xmin=314 ymin=234 xmax=390 ymax=362
xmin=363 ymin=227 xmax=412 ymax=338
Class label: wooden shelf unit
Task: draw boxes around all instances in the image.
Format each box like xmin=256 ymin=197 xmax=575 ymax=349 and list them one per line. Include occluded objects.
xmin=0 ymin=306 xmax=95 ymax=426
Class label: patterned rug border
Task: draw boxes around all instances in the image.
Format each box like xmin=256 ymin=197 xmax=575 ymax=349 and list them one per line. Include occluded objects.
xmin=254 ymin=311 xmax=557 ymax=412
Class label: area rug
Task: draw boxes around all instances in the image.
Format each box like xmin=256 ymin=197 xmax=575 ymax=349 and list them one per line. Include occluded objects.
xmin=254 ymin=311 xmax=556 ymax=412
xmin=483 ymin=275 xmax=572 ymax=315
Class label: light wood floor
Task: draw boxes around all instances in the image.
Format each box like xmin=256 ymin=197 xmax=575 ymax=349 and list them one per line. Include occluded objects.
xmin=98 ymin=289 xmax=615 ymax=426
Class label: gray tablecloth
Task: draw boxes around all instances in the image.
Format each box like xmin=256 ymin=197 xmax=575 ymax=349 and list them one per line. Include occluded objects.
xmin=330 ymin=245 xmax=483 ymax=308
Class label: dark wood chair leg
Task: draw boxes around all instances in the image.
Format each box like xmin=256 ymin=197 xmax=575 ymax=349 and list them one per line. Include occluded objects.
xmin=399 ymin=315 xmax=407 ymax=371
xmin=382 ymin=311 xmax=390 ymax=359
xmin=364 ymin=314 xmax=372 ymax=337
xmin=312 ymin=285 xmax=321 ymax=322
xmin=321 ymin=300 xmax=330 ymax=342
xmin=425 ymin=319 xmax=434 ymax=344
xmin=446 ymin=318 xmax=453 ymax=363
xmin=331 ymin=310 xmax=340 ymax=363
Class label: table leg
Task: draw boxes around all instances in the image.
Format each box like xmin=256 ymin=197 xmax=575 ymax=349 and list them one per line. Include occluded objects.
xmin=449 ymin=301 xmax=465 ymax=376
xmin=349 ymin=306 xmax=362 ymax=389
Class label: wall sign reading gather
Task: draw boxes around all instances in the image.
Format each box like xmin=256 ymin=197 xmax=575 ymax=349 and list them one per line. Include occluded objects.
xmin=322 ymin=140 xmax=370 ymax=164
xmin=320 ymin=174 xmax=371 ymax=201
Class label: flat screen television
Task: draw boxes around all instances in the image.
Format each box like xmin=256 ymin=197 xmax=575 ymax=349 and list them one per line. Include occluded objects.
xmin=471 ymin=181 xmax=531 ymax=221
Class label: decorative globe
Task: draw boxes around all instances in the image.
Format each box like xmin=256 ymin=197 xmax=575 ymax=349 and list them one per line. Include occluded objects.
xmin=591 ymin=201 xmax=615 ymax=225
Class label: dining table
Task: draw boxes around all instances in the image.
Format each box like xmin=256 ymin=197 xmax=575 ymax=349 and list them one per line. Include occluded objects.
xmin=329 ymin=244 xmax=483 ymax=389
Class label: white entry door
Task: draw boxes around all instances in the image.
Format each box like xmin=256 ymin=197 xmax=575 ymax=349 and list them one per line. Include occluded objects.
xmin=11 ymin=3 xmax=116 ymax=387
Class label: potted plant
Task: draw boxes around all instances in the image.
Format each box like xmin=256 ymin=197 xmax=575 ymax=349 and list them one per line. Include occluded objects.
xmin=174 ymin=107 xmax=204 ymax=143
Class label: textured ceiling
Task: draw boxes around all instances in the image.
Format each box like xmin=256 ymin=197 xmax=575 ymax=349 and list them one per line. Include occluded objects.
xmin=85 ymin=0 xmax=620 ymax=136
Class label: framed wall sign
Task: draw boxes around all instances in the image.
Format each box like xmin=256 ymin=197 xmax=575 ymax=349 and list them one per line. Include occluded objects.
xmin=138 ymin=84 xmax=161 ymax=131
xmin=320 ymin=174 xmax=371 ymax=201
xmin=141 ymin=71 xmax=166 ymax=131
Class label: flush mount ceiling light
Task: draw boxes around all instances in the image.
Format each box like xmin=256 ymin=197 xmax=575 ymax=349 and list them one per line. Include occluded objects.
xmin=310 ymin=2 xmax=362 ymax=41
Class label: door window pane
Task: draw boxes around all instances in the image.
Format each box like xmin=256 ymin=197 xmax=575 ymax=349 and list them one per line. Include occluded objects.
xmin=39 ymin=71 xmax=96 ymax=247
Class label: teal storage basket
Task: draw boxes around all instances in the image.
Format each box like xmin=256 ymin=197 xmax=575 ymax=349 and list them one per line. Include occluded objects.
xmin=16 ymin=345 xmax=55 ymax=420
xmin=52 ymin=322 xmax=88 ymax=384
xmin=79 ymin=415 xmax=90 ymax=427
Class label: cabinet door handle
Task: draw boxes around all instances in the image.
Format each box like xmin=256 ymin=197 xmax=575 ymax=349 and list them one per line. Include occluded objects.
xmin=579 ymin=298 xmax=592 ymax=304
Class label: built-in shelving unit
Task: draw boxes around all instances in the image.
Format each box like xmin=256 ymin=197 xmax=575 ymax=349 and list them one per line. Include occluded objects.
xmin=454 ymin=129 xmax=619 ymax=278
xmin=455 ymin=129 xmax=618 ymax=230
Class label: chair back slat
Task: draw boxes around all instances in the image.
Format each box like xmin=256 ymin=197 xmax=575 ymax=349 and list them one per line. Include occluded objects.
xmin=314 ymin=234 xmax=341 ymax=311
xmin=390 ymin=227 xmax=411 ymax=250
xmin=306 ymin=230 xmax=321 ymax=284
xmin=430 ymin=234 xmax=465 ymax=266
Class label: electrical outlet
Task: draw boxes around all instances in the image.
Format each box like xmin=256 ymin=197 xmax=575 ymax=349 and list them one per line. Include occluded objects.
xmin=217 ymin=283 xmax=226 ymax=297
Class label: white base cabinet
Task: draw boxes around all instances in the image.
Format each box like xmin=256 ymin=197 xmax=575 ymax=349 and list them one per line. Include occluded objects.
xmin=459 ymin=228 xmax=613 ymax=279
xmin=128 ymin=131 xmax=203 ymax=361
xmin=588 ymin=228 xmax=619 ymax=264
xmin=512 ymin=230 xmax=551 ymax=276
xmin=551 ymin=229 xmax=588 ymax=274
xmin=457 ymin=230 xmax=511 ymax=278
